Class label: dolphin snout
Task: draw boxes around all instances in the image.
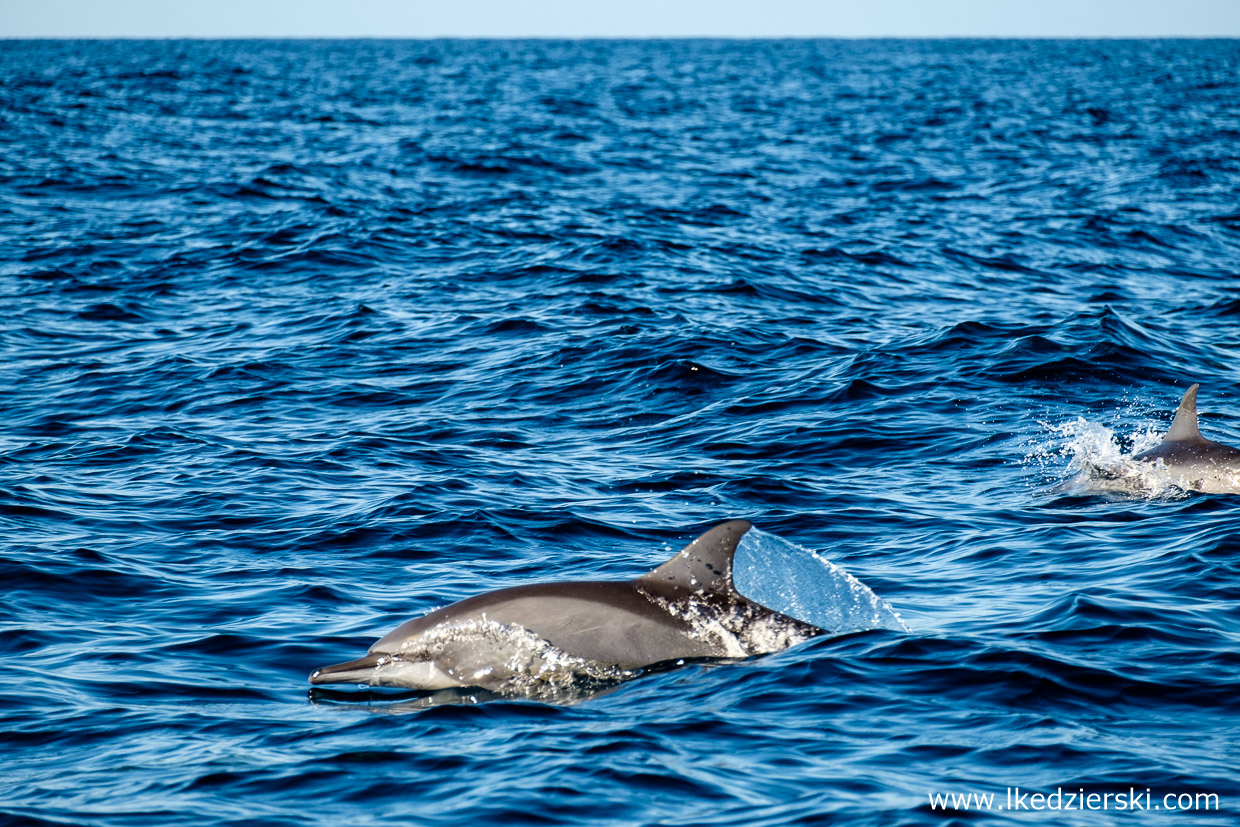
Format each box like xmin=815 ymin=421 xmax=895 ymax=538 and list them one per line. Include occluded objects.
xmin=308 ymin=653 xmax=386 ymax=685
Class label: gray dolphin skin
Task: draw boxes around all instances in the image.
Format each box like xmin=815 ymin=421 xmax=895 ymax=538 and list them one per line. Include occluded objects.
xmin=1133 ymin=383 xmax=1240 ymax=493
xmin=309 ymin=520 xmax=822 ymax=691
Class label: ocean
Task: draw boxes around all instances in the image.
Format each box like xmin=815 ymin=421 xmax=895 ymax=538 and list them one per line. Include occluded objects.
xmin=2 ymin=38 xmax=1239 ymax=826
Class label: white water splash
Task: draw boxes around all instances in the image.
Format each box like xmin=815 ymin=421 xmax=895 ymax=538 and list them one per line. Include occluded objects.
xmin=732 ymin=529 xmax=910 ymax=635
xmin=1027 ymin=416 xmax=1190 ymax=498
xmin=651 ymin=592 xmax=822 ymax=658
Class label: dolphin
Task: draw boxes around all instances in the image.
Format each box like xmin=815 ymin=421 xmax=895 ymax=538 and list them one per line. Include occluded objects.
xmin=309 ymin=520 xmax=824 ymax=692
xmin=1133 ymin=383 xmax=1240 ymax=494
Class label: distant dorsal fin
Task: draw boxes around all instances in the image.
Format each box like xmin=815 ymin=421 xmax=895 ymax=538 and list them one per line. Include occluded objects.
xmin=638 ymin=520 xmax=752 ymax=599
xmin=1164 ymin=383 xmax=1203 ymax=442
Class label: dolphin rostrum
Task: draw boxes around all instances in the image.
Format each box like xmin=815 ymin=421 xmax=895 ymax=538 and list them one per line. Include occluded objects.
xmin=309 ymin=520 xmax=826 ymax=693
xmin=1133 ymin=383 xmax=1240 ymax=494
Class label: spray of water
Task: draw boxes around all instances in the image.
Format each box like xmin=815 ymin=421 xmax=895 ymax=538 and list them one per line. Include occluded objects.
xmin=1026 ymin=415 xmax=1189 ymax=498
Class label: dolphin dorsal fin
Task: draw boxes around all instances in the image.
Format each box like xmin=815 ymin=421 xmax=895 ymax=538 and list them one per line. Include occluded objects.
xmin=1164 ymin=383 xmax=1203 ymax=442
xmin=638 ymin=520 xmax=752 ymax=598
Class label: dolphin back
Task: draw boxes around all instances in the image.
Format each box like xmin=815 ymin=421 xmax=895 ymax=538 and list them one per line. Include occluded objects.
xmin=1129 ymin=383 xmax=1240 ymax=494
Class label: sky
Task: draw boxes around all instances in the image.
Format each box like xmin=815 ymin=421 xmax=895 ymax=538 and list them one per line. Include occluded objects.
xmin=3 ymin=0 xmax=1239 ymax=38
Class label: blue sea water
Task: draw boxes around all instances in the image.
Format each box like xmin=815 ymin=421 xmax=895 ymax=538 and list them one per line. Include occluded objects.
xmin=3 ymin=37 xmax=1240 ymax=826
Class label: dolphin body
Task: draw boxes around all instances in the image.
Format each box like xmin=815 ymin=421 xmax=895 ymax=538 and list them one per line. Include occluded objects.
xmin=1133 ymin=384 xmax=1240 ymax=494
xmin=309 ymin=520 xmax=824 ymax=692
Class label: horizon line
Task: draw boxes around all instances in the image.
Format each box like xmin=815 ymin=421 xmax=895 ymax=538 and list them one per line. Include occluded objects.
xmin=5 ymin=34 xmax=1238 ymax=41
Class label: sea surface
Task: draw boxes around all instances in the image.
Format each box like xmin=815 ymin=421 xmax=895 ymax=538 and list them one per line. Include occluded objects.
xmin=2 ymin=38 xmax=1239 ymax=826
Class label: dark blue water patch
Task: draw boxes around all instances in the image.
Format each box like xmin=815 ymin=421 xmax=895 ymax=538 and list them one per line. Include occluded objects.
xmin=3 ymin=36 xmax=1240 ymax=827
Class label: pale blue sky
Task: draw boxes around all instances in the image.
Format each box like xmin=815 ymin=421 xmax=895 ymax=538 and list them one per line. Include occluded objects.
xmin=3 ymin=0 xmax=1238 ymax=38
